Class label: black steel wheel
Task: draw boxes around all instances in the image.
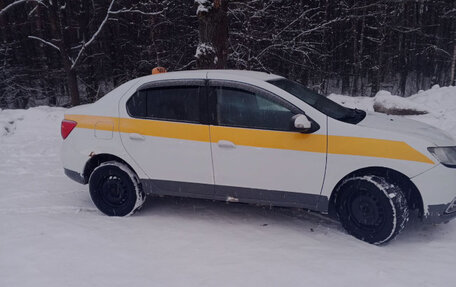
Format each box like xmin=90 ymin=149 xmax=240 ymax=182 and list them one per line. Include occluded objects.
xmin=335 ymin=175 xmax=409 ymax=244
xmin=89 ymin=161 xmax=145 ymax=216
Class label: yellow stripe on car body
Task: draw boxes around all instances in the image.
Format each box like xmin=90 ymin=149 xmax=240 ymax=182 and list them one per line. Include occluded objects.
xmin=64 ymin=114 xmax=433 ymax=164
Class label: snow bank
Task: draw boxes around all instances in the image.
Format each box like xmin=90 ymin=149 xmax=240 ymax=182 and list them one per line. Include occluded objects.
xmin=0 ymin=108 xmax=22 ymax=136
xmin=329 ymin=85 xmax=456 ymax=139
xmin=373 ymin=90 xmax=428 ymax=115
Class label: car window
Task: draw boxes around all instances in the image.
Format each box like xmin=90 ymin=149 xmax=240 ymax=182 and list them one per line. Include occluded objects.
xmin=268 ymin=79 xmax=366 ymax=124
xmin=127 ymin=86 xmax=201 ymax=123
xmin=214 ymin=87 xmax=296 ymax=131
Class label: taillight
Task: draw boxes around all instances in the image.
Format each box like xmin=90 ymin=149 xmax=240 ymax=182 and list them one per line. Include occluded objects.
xmin=61 ymin=119 xmax=77 ymax=139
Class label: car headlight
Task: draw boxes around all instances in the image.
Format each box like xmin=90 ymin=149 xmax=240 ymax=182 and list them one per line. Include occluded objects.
xmin=427 ymin=146 xmax=456 ymax=167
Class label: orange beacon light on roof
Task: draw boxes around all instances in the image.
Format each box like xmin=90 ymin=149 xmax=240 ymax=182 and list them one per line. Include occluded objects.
xmin=152 ymin=67 xmax=167 ymax=75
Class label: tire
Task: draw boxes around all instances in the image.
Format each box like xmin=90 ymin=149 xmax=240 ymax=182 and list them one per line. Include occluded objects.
xmin=334 ymin=175 xmax=409 ymax=245
xmin=89 ymin=161 xmax=146 ymax=216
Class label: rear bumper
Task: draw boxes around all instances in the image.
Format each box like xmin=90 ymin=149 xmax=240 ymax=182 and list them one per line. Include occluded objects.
xmin=64 ymin=168 xmax=85 ymax=184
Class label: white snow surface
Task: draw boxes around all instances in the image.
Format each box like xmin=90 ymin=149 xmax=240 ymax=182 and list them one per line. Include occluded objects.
xmin=195 ymin=0 xmax=211 ymax=14
xmin=195 ymin=42 xmax=215 ymax=59
xmin=1 ymin=86 xmax=456 ymax=286
xmin=373 ymin=90 xmax=427 ymax=113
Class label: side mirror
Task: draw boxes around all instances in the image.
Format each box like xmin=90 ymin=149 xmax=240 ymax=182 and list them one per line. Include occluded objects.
xmin=293 ymin=114 xmax=312 ymax=132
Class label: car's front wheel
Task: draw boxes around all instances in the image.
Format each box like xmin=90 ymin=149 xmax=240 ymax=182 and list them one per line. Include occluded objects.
xmin=335 ymin=175 xmax=409 ymax=244
xmin=89 ymin=161 xmax=146 ymax=216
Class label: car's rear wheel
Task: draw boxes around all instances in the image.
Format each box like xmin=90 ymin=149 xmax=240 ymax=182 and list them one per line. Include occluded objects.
xmin=89 ymin=161 xmax=145 ymax=216
xmin=335 ymin=175 xmax=409 ymax=244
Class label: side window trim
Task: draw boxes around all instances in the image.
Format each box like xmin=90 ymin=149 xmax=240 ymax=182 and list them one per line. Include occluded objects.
xmin=199 ymin=83 xmax=211 ymax=125
xmin=137 ymin=79 xmax=206 ymax=91
xmin=207 ymin=80 xmax=315 ymax=132
xmin=207 ymin=80 xmax=304 ymax=116
xmin=127 ymin=81 xmax=206 ymax=124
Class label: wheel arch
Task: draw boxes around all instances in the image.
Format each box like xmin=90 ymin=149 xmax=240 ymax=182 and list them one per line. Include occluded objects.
xmin=328 ymin=166 xmax=424 ymax=219
xmin=83 ymin=153 xmax=137 ymax=184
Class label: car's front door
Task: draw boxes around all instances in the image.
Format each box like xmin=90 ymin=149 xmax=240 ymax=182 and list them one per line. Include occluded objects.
xmin=208 ymin=80 xmax=327 ymax=209
xmin=119 ymin=80 xmax=214 ymax=196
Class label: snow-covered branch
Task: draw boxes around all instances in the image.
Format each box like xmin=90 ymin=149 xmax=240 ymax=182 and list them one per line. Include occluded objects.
xmin=28 ymin=36 xmax=60 ymax=52
xmin=71 ymin=1 xmax=163 ymax=70
xmin=70 ymin=0 xmax=116 ymax=70
xmin=291 ymin=17 xmax=342 ymax=40
xmin=109 ymin=8 xmax=164 ymax=16
xmin=0 ymin=0 xmax=45 ymax=16
xmin=274 ymin=7 xmax=320 ymax=38
xmin=195 ymin=0 xmax=212 ymax=15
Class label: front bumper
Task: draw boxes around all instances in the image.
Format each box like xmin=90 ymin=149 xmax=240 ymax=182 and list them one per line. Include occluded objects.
xmin=423 ymin=202 xmax=456 ymax=224
xmin=411 ymin=163 xmax=456 ymax=224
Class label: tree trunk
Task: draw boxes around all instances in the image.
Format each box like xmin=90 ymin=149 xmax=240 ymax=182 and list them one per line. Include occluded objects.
xmin=450 ymin=44 xmax=456 ymax=86
xmin=352 ymin=7 xmax=365 ymax=97
xmin=351 ymin=17 xmax=359 ymax=96
xmin=398 ymin=33 xmax=408 ymax=96
xmin=48 ymin=1 xmax=80 ymax=106
xmin=341 ymin=71 xmax=350 ymax=95
xmin=67 ymin=69 xmax=80 ymax=106
xmin=60 ymin=47 xmax=80 ymax=106
xmin=371 ymin=37 xmax=383 ymax=97
xmin=196 ymin=0 xmax=229 ymax=69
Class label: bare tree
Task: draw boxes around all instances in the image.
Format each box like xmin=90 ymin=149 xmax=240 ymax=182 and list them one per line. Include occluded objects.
xmin=447 ymin=8 xmax=456 ymax=86
xmin=228 ymin=0 xmax=341 ymax=89
xmin=2 ymin=0 xmax=456 ymax=109
xmin=2 ymin=0 xmax=162 ymax=106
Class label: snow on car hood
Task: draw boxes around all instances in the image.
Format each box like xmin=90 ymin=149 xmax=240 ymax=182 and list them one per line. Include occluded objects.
xmin=358 ymin=111 xmax=455 ymax=146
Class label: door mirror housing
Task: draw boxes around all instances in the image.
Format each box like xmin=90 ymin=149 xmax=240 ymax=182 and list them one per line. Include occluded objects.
xmin=293 ymin=114 xmax=313 ymax=133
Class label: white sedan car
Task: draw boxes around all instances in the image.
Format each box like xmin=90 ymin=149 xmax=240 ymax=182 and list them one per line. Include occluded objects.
xmin=61 ymin=70 xmax=456 ymax=244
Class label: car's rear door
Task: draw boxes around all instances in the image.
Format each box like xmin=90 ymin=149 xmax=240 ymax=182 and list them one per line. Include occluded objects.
xmin=119 ymin=80 xmax=214 ymax=196
xmin=208 ymin=80 xmax=327 ymax=209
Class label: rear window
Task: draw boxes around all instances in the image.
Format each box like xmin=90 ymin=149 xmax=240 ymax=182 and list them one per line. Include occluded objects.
xmin=127 ymin=86 xmax=201 ymax=123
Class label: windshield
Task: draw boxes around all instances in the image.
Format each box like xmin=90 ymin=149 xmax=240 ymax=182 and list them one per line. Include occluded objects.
xmin=268 ymin=79 xmax=366 ymax=124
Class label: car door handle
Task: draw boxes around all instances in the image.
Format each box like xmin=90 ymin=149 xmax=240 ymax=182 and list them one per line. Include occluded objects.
xmin=218 ymin=140 xmax=236 ymax=149
xmin=129 ymin=133 xmax=145 ymax=141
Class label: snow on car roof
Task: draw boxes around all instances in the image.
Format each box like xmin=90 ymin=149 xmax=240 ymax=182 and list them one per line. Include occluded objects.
xmin=136 ymin=69 xmax=283 ymax=83
xmin=207 ymin=69 xmax=284 ymax=81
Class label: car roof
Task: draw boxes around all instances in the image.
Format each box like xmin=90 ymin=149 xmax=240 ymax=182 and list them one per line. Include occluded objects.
xmin=135 ymin=69 xmax=284 ymax=83
xmin=207 ymin=70 xmax=283 ymax=81
xmin=93 ymin=69 xmax=285 ymax=109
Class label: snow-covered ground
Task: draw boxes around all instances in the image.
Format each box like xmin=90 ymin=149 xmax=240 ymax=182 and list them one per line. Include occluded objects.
xmin=1 ymin=86 xmax=456 ymax=287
